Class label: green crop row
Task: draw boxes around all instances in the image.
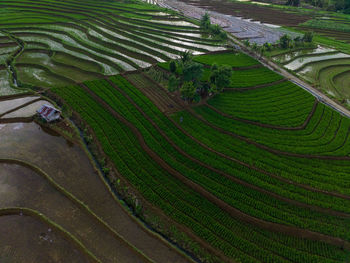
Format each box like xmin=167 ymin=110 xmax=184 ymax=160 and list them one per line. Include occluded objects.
xmin=171 ymin=106 xmax=350 ymax=197
xmin=86 ymin=77 xmax=350 ymax=241
xmin=106 ymin=75 xmax=350 ymax=261
xmin=52 ymin=79 xmax=348 ymax=262
xmin=197 ymin=96 xmax=350 ymax=156
xmin=193 ymin=52 xmax=260 ymax=67
xmin=115 ymin=74 xmax=350 ymax=212
xmin=208 ymin=81 xmax=314 ymax=126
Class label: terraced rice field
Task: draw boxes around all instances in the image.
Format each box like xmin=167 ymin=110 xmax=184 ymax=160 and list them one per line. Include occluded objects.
xmin=0 ymin=0 xmax=225 ymax=90
xmin=1 ymin=1 xmax=350 ymax=263
xmin=49 ymin=50 xmax=350 ymax=262
xmin=273 ymin=46 xmax=350 ymax=106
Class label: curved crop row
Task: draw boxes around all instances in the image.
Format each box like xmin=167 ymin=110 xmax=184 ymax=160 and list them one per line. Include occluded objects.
xmin=51 ymin=81 xmax=349 ymax=263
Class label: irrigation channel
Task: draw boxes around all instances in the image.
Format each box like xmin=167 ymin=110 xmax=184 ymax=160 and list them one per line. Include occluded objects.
xmin=0 ymin=112 xmax=194 ymax=262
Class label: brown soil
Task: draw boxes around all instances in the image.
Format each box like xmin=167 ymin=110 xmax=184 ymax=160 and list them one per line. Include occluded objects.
xmin=0 ymin=119 xmax=191 ymax=263
xmin=0 ymin=161 xmax=146 ymax=263
xmin=0 ymin=214 xmax=93 ymax=263
xmin=122 ymin=72 xmax=183 ymax=114
xmin=180 ymin=0 xmax=310 ymax=26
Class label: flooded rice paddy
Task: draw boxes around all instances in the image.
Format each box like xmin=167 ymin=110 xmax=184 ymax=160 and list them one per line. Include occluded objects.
xmin=285 ymin=52 xmax=350 ymax=71
xmin=0 ymin=211 xmax=91 ymax=263
xmin=0 ymin=95 xmax=190 ymax=263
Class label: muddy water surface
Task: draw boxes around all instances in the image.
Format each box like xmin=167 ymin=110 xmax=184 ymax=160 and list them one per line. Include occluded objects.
xmin=0 ymin=213 xmax=91 ymax=263
xmin=0 ymin=162 xmax=144 ymax=263
xmin=0 ymin=121 xmax=190 ymax=263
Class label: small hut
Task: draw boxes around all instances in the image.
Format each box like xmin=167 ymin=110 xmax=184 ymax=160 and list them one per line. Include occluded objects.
xmin=37 ymin=104 xmax=61 ymax=122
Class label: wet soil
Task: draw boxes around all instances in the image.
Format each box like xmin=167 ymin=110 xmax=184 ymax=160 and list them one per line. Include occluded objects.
xmin=0 ymin=121 xmax=190 ymax=263
xmin=0 ymin=213 xmax=92 ymax=263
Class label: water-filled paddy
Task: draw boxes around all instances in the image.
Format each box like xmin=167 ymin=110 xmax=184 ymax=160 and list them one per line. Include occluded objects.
xmin=2 ymin=100 xmax=53 ymax=119
xmin=0 ymin=121 xmax=189 ymax=263
xmin=333 ymin=70 xmax=350 ymax=95
xmin=285 ymin=52 xmax=350 ymax=71
xmin=16 ymin=66 xmax=74 ymax=88
xmin=16 ymin=50 xmax=102 ymax=83
xmin=0 ymin=69 xmax=21 ymax=96
xmin=0 ymin=212 xmax=91 ymax=263
xmin=0 ymin=161 xmax=144 ymax=263
xmin=273 ymin=46 xmax=336 ymax=64
xmin=0 ymin=96 xmax=39 ymax=115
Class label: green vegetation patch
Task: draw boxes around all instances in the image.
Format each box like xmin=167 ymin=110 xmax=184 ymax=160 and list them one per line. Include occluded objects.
xmin=301 ymin=19 xmax=350 ymax=33
xmin=193 ymin=51 xmax=260 ymax=67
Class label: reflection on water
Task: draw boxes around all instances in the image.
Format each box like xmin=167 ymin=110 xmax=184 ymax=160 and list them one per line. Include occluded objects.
xmin=13 ymin=123 xmax=24 ymax=130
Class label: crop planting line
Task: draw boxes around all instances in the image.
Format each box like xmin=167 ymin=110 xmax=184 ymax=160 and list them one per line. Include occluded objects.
xmin=227 ymin=33 xmax=350 ymax=121
xmin=107 ymin=79 xmax=350 ymax=219
xmin=290 ymin=79 xmax=350 ymax=119
xmin=141 ymin=65 xmax=350 ymax=201
xmin=187 ymin=107 xmax=350 ymax=161
xmin=205 ymin=99 xmax=318 ymax=131
xmin=0 ymin=97 xmax=41 ymax=118
xmin=322 ymin=127 xmax=350 ymax=155
xmin=201 ymin=63 xmax=262 ymax=71
xmin=0 ymin=207 xmax=101 ymax=263
xmin=122 ymin=74 xmax=182 ymax=114
xmin=139 ymin=71 xmax=184 ymax=110
xmin=77 ymin=85 xmax=314 ymax=262
xmin=223 ymin=78 xmax=287 ymax=91
xmin=72 ymin=87 xmax=232 ymax=263
xmin=58 ymin=109 xmax=199 ymax=263
xmin=0 ymin=158 xmax=155 ymax=263
xmin=80 ymin=83 xmax=350 ymax=250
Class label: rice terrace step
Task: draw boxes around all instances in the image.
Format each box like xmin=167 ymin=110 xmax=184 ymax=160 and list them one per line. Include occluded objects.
xmin=0 ymin=0 xmax=350 ymax=262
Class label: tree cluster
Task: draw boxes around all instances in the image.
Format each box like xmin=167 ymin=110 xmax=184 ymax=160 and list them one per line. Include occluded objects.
xmin=200 ymin=13 xmax=228 ymax=41
xmin=167 ymin=51 xmax=232 ymax=102
xmin=279 ymin=32 xmax=313 ymax=49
